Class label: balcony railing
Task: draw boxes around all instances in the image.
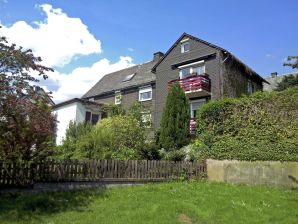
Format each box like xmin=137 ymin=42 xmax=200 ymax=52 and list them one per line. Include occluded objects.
xmin=189 ymin=118 xmax=197 ymax=135
xmin=168 ymin=73 xmax=211 ymax=94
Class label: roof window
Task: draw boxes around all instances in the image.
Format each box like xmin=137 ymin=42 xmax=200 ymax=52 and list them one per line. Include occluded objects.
xmin=123 ymin=73 xmax=135 ymax=82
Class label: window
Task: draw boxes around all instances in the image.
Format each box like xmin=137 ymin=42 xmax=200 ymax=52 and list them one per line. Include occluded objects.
xmin=123 ymin=73 xmax=135 ymax=82
xmin=141 ymin=112 xmax=151 ymax=128
xmin=85 ymin=111 xmax=91 ymax=122
xmin=91 ymin=114 xmax=99 ymax=125
xmin=179 ymin=63 xmax=205 ymax=79
xmin=85 ymin=111 xmax=100 ymax=124
xmin=139 ymin=86 xmax=152 ymax=102
xmin=192 ymin=65 xmax=205 ymax=75
xmin=247 ymin=80 xmax=253 ymax=94
xmin=115 ymin=91 xmax=122 ymax=104
xmin=180 ymin=68 xmax=191 ymax=79
xmin=181 ymin=41 xmax=190 ymax=53
xmin=190 ymin=99 xmax=206 ymax=119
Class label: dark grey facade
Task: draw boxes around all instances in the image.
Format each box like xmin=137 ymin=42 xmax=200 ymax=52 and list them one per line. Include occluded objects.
xmin=82 ymin=33 xmax=267 ymax=131
xmin=152 ymin=33 xmax=266 ymax=128
xmin=82 ymin=59 xmax=158 ymax=130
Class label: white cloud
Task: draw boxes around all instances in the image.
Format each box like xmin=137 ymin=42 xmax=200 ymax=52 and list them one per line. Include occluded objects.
xmin=1 ymin=4 xmax=135 ymax=103
xmin=128 ymin=47 xmax=134 ymax=52
xmin=265 ymin=54 xmax=274 ymax=59
xmin=0 ymin=4 xmax=101 ymax=67
xmin=39 ymin=56 xmax=134 ymax=103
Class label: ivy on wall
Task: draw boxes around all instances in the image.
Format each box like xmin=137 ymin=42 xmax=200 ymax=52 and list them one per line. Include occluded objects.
xmin=196 ymin=87 xmax=298 ymax=161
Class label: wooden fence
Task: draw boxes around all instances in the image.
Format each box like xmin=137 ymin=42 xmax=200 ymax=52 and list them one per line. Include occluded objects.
xmin=0 ymin=160 xmax=206 ymax=187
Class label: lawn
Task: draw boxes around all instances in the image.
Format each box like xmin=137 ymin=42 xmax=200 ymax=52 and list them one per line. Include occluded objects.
xmin=0 ymin=181 xmax=297 ymax=224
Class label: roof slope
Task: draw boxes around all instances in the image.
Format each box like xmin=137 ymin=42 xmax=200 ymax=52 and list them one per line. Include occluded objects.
xmin=152 ymin=33 xmax=268 ymax=83
xmin=263 ymin=72 xmax=298 ymax=91
xmin=82 ymin=60 xmax=156 ymax=98
xmin=52 ymin=98 xmax=101 ymax=109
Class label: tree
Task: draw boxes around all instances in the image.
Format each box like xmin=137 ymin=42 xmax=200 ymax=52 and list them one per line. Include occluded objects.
xmin=159 ymin=82 xmax=190 ymax=151
xmin=101 ymin=103 xmax=125 ymax=118
xmin=275 ymin=74 xmax=298 ymax=91
xmin=0 ymin=31 xmax=55 ymax=162
xmin=283 ymin=56 xmax=298 ymax=69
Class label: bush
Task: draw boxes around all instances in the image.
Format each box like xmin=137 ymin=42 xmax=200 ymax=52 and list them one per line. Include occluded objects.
xmin=92 ymin=115 xmax=145 ymax=159
xmin=196 ymin=87 xmax=298 ymax=161
xmin=55 ymin=121 xmax=95 ymax=159
xmin=56 ymin=115 xmax=146 ymax=160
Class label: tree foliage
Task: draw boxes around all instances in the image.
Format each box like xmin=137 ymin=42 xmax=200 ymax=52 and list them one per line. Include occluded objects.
xmin=283 ymin=56 xmax=298 ymax=69
xmin=57 ymin=116 xmax=146 ymax=160
xmin=0 ymin=31 xmax=55 ymax=162
xmin=159 ymin=82 xmax=190 ymax=151
xmin=275 ymin=73 xmax=298 ymax=91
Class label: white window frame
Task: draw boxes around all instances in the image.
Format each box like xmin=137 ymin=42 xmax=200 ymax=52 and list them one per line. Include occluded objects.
xmin=181 ymin=41 xmax=190 ymax=53
xmin=190 ymin=98 xmax=206 ymax=119
xmin=178 ymin=61 xmax=205 ymax=79
xmin=115 ymin=91 xmax=121 ymax=104
xmin=139 ymin=86 xmax=152 ymax=102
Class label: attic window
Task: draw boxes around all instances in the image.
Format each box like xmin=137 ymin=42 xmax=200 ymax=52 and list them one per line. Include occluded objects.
xmin=123 ymin=73 xmax=135 ymax=82
xmin=181 ymin=41 xmax=190 ymax=53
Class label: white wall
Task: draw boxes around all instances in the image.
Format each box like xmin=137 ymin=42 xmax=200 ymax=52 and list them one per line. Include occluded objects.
xmin=53 ymin=102 xmax=78 ymax=145
xmin=53 ymin=102 xmax=102 ymax=145
xmin=76 ymin=102 xmax=88 ymax=123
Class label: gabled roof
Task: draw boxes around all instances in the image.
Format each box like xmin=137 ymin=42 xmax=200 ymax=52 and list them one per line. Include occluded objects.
xmin=82 ymin=60 xmax=156 ymax=98
xmin=152 ymin=32 xmax=268 ymax=83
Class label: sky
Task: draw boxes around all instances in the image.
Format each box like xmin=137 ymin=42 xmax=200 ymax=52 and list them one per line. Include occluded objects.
xmin=0 ymin=0 xmax=297 ymax=103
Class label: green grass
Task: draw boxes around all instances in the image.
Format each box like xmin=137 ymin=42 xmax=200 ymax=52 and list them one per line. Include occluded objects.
xmin=0 ymin=181 xmax=297 ymax=224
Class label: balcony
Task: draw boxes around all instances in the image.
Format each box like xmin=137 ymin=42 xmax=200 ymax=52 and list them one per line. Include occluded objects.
xmin=168 ymin=73 xmax=211 ymax=98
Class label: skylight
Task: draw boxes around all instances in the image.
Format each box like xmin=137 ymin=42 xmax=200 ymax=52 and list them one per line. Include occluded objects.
xmin=122 ymin=73 xmax=135 ymax=82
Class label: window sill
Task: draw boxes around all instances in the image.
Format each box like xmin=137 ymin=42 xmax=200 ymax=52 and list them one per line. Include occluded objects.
xmin=139 ymin=98 xmax=152 ymax=102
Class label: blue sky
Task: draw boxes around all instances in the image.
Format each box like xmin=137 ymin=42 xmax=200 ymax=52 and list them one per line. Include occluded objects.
xmin=0 ymin=0 xmax=297 ymax=102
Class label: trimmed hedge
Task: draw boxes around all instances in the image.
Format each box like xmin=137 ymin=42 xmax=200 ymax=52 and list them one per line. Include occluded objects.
xmin=196 ymin=87 xmax=298 ymax=161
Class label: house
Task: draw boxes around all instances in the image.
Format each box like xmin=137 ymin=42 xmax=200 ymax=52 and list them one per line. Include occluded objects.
xmin=263 ymin=72 xmax=298 ymax=91
xmin=52 ymin=98 xmax=101 ymax=145
xmin=54 ymin=33 xmax=268 ymax=143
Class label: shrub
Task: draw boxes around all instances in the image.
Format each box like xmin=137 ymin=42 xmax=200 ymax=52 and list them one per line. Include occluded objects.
xmin=275 ymin=73 xmax=298 ymax=91
xmin=92 ymin=115 xmax=145 ymax=159
xmin=159 ymin=82 xmax=190 ymax=151
xmin=55 ymin=121 xmax=95 ymax=159
xmin=196 ymin=87 xmax=298 ymax=161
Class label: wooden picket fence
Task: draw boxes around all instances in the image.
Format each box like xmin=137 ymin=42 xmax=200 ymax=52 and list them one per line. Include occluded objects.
xmin=0 ymin=160 xmax=206 ymax=188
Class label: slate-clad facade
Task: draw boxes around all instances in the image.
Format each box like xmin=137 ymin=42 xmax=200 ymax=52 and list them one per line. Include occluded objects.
xmin=81 ymin=33 xmax=267 ymax=131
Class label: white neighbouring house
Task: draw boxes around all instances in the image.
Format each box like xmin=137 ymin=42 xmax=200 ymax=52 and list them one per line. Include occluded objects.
xmin=52 ymin=98 xmax=102 ymax=145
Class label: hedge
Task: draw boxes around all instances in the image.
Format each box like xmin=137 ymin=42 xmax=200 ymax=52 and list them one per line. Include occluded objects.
xmin=196 ymin=87 xmax=298 ymax=161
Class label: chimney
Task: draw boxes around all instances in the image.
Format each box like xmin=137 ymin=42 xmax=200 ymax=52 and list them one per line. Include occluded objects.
xmin=271 ymin=72 xmax=278 ymax=78
xmin=153 ymin=52 xmax=164 ymax=61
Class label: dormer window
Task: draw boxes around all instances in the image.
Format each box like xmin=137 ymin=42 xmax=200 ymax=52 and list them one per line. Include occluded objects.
xmin=181 ymin=41 xmax=190 ymax=53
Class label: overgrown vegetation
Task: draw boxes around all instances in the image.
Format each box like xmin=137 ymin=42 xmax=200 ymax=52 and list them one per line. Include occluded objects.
xmin=275 ymin=73 xmax=298 ymax=91
xmin=56 ymin=102 xmax=159 ymax=160
xmin=0 ymin=181 xmax=297 ymax=224
xmin=159 ymin=82 xmax=190 ymax=152
xmin=0 ymin=28 xmax=55 ymax=162
xmin=195 ymin=87 xmax=298 ymax=161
